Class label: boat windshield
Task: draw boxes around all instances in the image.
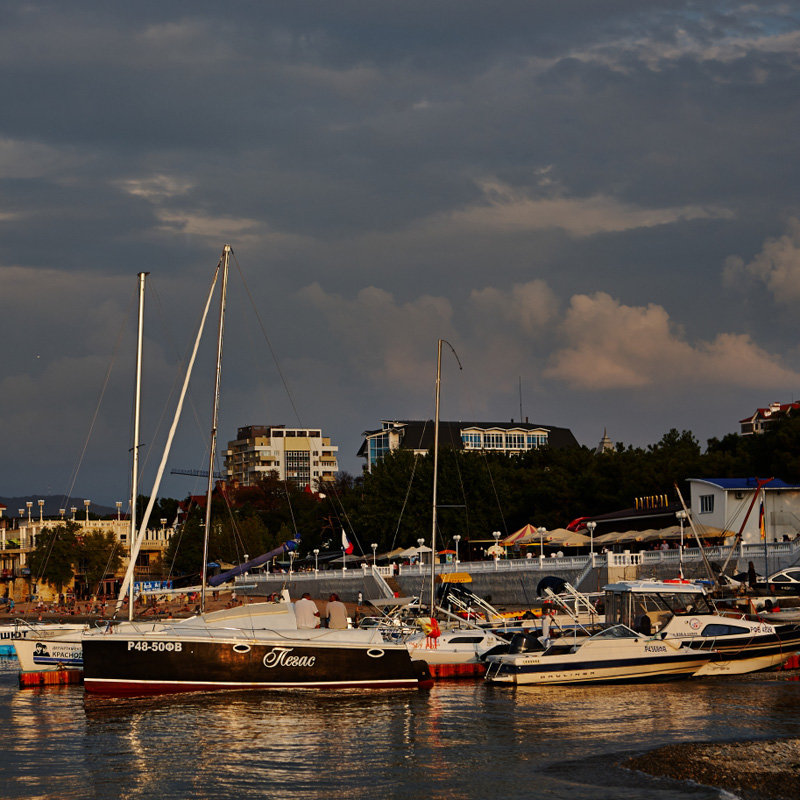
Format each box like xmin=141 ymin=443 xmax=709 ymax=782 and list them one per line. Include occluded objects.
xmin=591 ymin=624 xmax=639 ymax=640
xmin=605 ymin=588 xmax=712 ymax=627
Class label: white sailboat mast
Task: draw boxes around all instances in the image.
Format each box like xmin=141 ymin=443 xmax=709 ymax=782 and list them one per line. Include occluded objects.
xmin=128 ymin=271 xmax=148 ymax=622
xmin=201 ymin=244 xmax=230 ymax=611
xmin=430 ymin=339 xmax=442 ymax=616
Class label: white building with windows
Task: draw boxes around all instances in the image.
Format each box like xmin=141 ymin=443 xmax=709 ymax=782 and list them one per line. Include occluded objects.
xmin=358 ymin=419 xmax=578 ymax=472
xmin=224 ymin=425 xmax=339 ymax=488
xmin=688 ymin=478 xmax=800 ymax=544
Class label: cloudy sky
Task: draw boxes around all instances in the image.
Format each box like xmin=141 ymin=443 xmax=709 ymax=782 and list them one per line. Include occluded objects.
xmin=3 ymin=1 xmax=800 ymax=508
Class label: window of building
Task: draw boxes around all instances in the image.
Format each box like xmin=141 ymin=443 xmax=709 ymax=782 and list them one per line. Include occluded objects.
xmin=506 ymin=433 xmax=525 ymax=449
xmin=699 ymin=495 xmax=714 ymax=514
xmin=461 ymin=432 xmax=482 ymax=449
xmin=484 ymin=433 xmax=503 ymax=449
xmin=368 ymin=433 xmax=391 ymax=466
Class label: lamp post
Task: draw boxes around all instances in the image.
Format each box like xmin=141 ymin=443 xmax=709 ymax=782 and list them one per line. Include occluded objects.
xmin=38 ymin=499 xmax=44 ymax=523
xmin=70 ymin=507 xmax=77 ymax=522
xmin=371 ymin=542 xmax=378 ymax=566
xmin=538 ymin=526 xmax=546 ymax=565
xmin=59 ymin=508 xmax=65 ymax=520
xmin=116 ymin=501 xmax=122 ymax=521
xmin=26 ymin=501 xmax=32 ymax=525
xmin=417 ymin=538 xmax=425 ymax=573
xmin=453 ymin=534 xmax=461 ymax=568
xmin=313 ymin=548 xmax=319 ymax=574
xmin=84 ymin=499 xmax=90 ymax=523
xmin=492 ymin=531 xmax=501 ymax=570
xmin=289 ymin=551 xmax=295 ymax=576
xmin=586 ymin=521 xmax=597 ymax=564
xmin=676 ymin=510 xmax=687 ymax=578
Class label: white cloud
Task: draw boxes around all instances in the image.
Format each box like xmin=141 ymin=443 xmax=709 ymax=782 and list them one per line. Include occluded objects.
xmin=545 ymin=292 xmax=800 ymax=390
xmin=723 ymin=218 xmax=800 ymax=304
xmin=435 ymin=180 xmax=731 ymax=238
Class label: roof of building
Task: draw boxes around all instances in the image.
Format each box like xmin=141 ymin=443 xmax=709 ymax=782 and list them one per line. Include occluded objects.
xmin=688 ymin=477 xmax=800 ymax=491
xmin=739 ymin=402 xmax=800 ymax=424
xmin=357 ymin=419 xmax=579 ymax=456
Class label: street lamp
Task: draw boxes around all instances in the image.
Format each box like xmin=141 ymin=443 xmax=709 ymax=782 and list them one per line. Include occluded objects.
xmin=537 ymin=526 xmax=546 ymax=565
xmin=586 ymin=521 xmax=597 ymax=562
xmin=676 ymin=510 xmax=687 ymax=578
xmin=26 ymin=501 xmax=32 ymax=524
xmin=371 ymin=542 xmax=378 ymax=566
xmin=289 ymin=551 xmax=296 ymax=576
xmin=492 ymin=531 xmax=501 ymax=570
xmin=313 ymin=548 xmax=319 ymax=573
xmin=116 ymin=501 xmax=122 ymax=521
xmin=70 ymin=507 xmax=77 ymax=522
xmin=84 ymin=499 xmax=90 ymax=523
xmin=59 ymin=508 xmax=65 ymax=520
xmin=417 ymin=538 xmax=425 ymax=573
xmin=38 ymin=499 xmax=44 ymax=523
xmin=453 ymin=534 xmax=461 ymax=567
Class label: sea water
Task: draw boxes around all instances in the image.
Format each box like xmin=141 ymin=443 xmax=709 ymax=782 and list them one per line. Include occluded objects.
xmin=0 ymin=656 xmax=797 ymax=799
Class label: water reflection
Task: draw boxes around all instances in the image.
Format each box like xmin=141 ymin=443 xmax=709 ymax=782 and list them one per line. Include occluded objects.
xmin=0 ymin=657 xmax=798 ymax=800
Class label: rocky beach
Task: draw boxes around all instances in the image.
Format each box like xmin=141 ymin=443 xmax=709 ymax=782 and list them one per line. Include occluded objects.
xmin=624 ymin=738 xmax=800 ymax=800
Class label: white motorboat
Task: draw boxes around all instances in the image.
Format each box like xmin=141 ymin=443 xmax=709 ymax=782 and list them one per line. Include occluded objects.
xmin=604 ymin=580 xmax=800 ymax=675
xmin=14 ymin=627 xmax=85 ymax=673
xmin=1 ymin=621 xmax=85 ymax=658
xmin=405 ymin=623 xmax=507 ymax=678
xmin=484 ymin=624 xmax=710 ymax=685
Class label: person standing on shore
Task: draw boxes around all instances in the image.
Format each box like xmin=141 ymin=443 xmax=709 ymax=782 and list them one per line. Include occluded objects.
xmin=295 ymin=592 xmax=320 ymax=629
xmin=324 ymin=593 xmax=348 ymax=629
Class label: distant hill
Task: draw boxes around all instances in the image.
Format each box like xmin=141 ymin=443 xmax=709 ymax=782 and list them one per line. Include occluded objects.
xmin=0 ymin=496 xmax=118 ymax=519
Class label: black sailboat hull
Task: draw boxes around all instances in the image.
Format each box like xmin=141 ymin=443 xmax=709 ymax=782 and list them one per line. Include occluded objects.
xmin=83 ymin=635 xmax=432 ymax=695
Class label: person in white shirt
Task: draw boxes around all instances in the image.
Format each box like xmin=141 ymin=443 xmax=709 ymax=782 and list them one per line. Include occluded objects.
xmin=295 ymin=592 xmax=320 ymax=629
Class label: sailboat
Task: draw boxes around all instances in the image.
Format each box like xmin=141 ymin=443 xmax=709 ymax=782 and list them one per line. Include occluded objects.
xmin=82 ymin=246 xmax=432 ymax=695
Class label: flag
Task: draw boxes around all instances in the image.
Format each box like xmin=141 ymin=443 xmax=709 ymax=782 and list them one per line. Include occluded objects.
xmin=341 ymin=529 xmax=354 ymax=554
xmin=759 ymin=500 xmax=766 ymax=540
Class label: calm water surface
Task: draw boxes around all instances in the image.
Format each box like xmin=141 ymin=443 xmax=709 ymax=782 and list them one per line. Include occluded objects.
xmin=0 ymin=657 xmax=798 ymax=799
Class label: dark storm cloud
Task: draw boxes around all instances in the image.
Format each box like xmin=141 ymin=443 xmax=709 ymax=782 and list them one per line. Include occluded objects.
xmin=3 ymin=1 xmax=800 ymax=502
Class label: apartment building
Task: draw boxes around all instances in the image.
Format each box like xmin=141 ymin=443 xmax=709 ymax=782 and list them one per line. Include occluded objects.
xmin=224 ymin=425 xmax=339 ymax=488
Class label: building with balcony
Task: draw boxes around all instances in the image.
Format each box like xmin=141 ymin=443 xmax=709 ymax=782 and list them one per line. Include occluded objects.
xmin=740 ymin=401 xmax=800 ymax=435
xmin=224 ymin=425 xmax=339 ymax=489
xmin=358 ymin=418 xmax=579 ymax=472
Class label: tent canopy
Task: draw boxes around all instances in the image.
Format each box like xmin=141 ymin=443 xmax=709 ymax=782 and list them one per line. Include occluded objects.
xmin=501 ymin=524 xmax=540 ymax=546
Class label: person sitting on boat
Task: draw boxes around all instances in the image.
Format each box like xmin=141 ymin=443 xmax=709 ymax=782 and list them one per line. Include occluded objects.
xmin=295 ymin=592 xmax=320 ymax=629
xmin=324 ymin=593 xmax=348 ymax=630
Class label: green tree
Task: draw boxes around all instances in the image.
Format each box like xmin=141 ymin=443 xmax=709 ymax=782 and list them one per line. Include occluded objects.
xmin=28 ymin=522 xmax=79 ymax=592
xmin=80 ymin=530 xmax=123 ymax=595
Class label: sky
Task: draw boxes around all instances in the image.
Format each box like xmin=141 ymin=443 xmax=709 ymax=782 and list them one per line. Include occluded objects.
xmin=3 ymin=1 xmax=800 ymax=509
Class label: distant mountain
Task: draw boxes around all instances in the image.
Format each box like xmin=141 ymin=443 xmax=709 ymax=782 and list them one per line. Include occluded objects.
xmin=0 ymin=496 xmax=118 ymax=519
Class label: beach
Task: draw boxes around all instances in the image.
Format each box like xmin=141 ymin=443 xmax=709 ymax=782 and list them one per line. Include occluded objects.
xmin=624 ymin=738 xmax=800 ymax=800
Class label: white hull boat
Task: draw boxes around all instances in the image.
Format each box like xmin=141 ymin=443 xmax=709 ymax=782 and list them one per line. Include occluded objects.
xmin=484 ymin=624 xmax=710 ymax=685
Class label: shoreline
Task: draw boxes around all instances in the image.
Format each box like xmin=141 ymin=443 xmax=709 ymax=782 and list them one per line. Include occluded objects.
xmin=623 ymin=738 xmax=800 ymax=800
